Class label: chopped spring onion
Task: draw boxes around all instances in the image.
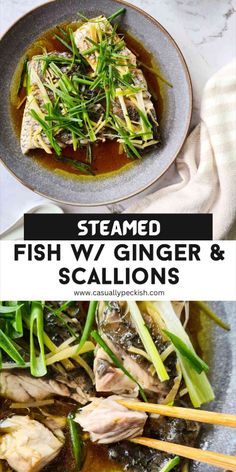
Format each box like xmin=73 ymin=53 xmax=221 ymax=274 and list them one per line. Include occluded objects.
xmin=30 ymin=109 xmax=62 ymax=156
xmin=54 ymin=34 xmax=74 ymax=54
xmin=29 ymin=301 xmax=47 ymax=377
xmin=22 ymin=11 xmax=159 ymax=165
xmin=17 ymin=56 xmax=28 ymax=95
xmin=194 ymin=301 xmax=230 ymax=331
xmin=68 ymin=412 xmax=84 ymax=469
xmin=62 ymin=158 xmax=95 ymax=175
xmin=163 ymin=330 xmax=209 ymax=374
xmin=160 ymin=456 xmax=180 ymax=472
xmin=138 ymin=61 xmax=173 ymax=88
xmin=0 ymin=304 xmax=24 ymax=314
xmin=0 ymin=330 xmax=25 ymax=366
xmin=76 ymin=301 xmax=98 ymax=352
xmin=0 ymin=301 xmax=96 ymax=377
xmin=108 ymin=8 xmax=126 ymax=22
xmin=148 ymin=302 xmax=214 ymax=408
xmin=6 ymin=301 xmax=23 ymax=338
xmin=91 ymin=330 xmax=147 ymax=402
xmin=128 ymin=301 xmax=169 ymax=382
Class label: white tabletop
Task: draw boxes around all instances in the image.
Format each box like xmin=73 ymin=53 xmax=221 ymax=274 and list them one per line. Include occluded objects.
xmin=0 ymin=0 xmax=235 ymax=232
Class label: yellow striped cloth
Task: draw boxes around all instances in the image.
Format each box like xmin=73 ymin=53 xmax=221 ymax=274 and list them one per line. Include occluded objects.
xmin=126 ymin=60 xmax=236 ymax=239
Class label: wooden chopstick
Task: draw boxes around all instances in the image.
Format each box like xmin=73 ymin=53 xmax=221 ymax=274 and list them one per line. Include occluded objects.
xmin=129 ymin=437 xmax=236 ymax=471
xmin=118 ymin=400 xmax=236 ymax=428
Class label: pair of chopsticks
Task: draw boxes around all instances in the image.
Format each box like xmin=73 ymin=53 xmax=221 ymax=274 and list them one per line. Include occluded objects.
xmin=118 ymin=400 xmax=236 ymax=471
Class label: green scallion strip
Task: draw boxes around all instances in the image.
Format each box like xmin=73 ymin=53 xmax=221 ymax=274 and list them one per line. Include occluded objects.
xmin=76 ymin=301 xmax=98 ymax=352
xmin=105 ymin=86 xmax=111 ymax=120
xmin=30 ymin=301 xmax=47 ymax=377
xmin=17 ymin=56 xmax=28 ymax=95
xmin=115 ymin=126 xmax=142 ymax=159
xmin=0 ymin=304 xmax=24 ymax=314
xmin=151 ymin=301 xmax=214 ymax=408
xmin=138 ymin=61 xmax=173 ymax=88
xmin=86 ymin=143 xmax=92 ymax=164
xmin=82 ymin=45 xmax=98 ymax=56
xmin=0 ymin=313 xmax=14 ymax=320
xmin=73 ymin=77 xmax=94 ymax=86
xmin=62 ymin=158 xmax=94 ymax=175
xmin=68 ymin=412 xmax=83 ymax=469
xmin=160 ymin=456 xmax=180 ymax=472
xmin=0 ymin=329 xmax=25 ymax=365
xmin=91 ymin=330 xmax=147 ymax=402
xmin=128 ymin=301 xmax=169 ymax=382
xmin=6 ymin=301 xmax=23 ymax=338
xmin=77 ymin=12 xmax=89 ymax=21
xmin=163 ymin=330 xmax=209 ymax=374
xmin=194 ymin=301 xmax=230 ymax=331
xmin=55 ymin=34 xmax=74 ymax=54
xmin=56 ymin=25 xmax=70 ymax=38
xmin=108 ymin=8 xmax=126 ymax=22
xmin=30 ymin=110 xmax=62 ymax=156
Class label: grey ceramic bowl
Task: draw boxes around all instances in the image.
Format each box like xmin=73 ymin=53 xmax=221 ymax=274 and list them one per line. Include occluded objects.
xmin=192 ymin=301 xmax=236 ymax=471
xmin=0 ymin=0 xmax=192 ymax=205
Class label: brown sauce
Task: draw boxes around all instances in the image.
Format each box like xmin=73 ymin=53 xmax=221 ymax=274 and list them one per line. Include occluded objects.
xmin=10 ymin=21 xmax=164 ymax=178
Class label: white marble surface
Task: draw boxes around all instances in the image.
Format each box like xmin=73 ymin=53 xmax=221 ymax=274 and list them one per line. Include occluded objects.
xmin=0 ymin=0 xmax=235 ymax=231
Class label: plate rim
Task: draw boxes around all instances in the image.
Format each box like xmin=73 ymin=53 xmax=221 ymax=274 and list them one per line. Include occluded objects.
xmin=0 ymin=0 xmax=193 ymax=207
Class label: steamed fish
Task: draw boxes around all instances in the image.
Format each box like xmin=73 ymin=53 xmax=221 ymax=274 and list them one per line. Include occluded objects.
xmin=94 ymin=301 xmax=175 ymax=401
xmin=0 ymin=369 xmax=93 ymax=405
xmin=75 ymin=395 xmax=147 ymax=444
xmin=20 ymin=13 xmax=160 ymax=163
xmin=0 ymin=415 xmax=64 ymax=472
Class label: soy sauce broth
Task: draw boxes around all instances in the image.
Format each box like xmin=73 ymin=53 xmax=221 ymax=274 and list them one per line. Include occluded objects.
xmin=10 ymin=21 xmax=164 ymax=178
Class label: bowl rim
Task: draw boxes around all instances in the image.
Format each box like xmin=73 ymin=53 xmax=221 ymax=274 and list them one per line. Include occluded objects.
xmin=0 ymin=0 xmax=193 ymax=207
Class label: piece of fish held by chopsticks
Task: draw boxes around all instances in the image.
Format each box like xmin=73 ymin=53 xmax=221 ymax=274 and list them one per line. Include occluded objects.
xmin=75 ymin=395 xmax=147 ymax=444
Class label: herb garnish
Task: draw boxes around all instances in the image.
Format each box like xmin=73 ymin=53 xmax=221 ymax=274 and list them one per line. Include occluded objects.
xmin=24 ymin=10 xmax=160 ymax=172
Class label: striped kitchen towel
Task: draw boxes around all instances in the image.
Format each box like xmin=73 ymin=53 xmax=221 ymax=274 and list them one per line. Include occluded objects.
xmin=126 ymin=60 xmax=236 ymax=239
